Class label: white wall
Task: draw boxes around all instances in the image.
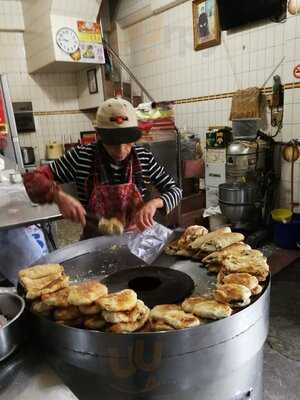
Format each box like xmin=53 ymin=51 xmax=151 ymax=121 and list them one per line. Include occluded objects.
xmin=117 ymin=1 xmax=300 ymax=210
xmin=0 ymin=0 xmax=24 ymax=30
xmin=0 ymin=0 xmax=95 ymax=162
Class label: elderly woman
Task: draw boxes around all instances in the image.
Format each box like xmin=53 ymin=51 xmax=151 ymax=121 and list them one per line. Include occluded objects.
xmin=23 ymin=97 xmax=182 ymax=238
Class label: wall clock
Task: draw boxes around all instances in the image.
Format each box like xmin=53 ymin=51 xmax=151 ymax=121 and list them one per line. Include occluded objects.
xmin=56 ymin=27 xmax=81 ymax=60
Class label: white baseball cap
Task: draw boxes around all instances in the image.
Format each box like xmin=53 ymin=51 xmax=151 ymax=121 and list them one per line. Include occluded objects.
xmin=95 ymin=97 xmax=142 ymax=145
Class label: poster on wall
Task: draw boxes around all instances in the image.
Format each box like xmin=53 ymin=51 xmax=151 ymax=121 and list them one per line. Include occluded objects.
xmin=192 ymin=0 xmax=221 ymax=51
xmin=55 ymin=18 xmax=105 ymax=64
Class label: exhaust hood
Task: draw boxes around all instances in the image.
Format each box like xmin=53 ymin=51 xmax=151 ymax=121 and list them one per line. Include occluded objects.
xmin=22 ymin=0 xmax=104 ymax=73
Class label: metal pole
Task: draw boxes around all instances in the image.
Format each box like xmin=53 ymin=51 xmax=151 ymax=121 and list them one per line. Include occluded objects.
xmin=1 ymin=75 xmax=24 ymax=170
xmin=103 ymin=39 xmax=155 ymax=103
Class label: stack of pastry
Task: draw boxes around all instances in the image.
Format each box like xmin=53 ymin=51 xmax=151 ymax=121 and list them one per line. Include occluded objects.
xmin=19 ymin=264 xmax=69 ymax=300
xmin=202 ymin=242 xmax=269 ymax=309
xmin=165 ymin=227 xmax=245 ymax=261
xmin=148 ymin=297 xmax=233 ymax=332
xmin=149 ymin=304 xmax=201 ymax=331
xmin=165 ymin=225 xmax=208 ymax=258
xmin=19 ymin=265 xmax=150 ymax=332
xmin=97 ymin=289 xmax=150 ymax=333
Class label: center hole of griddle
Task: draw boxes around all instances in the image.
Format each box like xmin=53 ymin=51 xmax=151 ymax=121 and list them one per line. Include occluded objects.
xmin=128 ymin=276 xmax=162 ymax=292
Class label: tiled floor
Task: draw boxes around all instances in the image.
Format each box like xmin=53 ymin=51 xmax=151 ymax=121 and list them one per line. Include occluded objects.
xmin=264 ymin=261 xmax=300 ymax=400
xmin=54 ymin=221 xmax=300 ymax=399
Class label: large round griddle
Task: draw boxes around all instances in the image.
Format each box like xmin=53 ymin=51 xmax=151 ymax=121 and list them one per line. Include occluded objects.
xmin=29 ymin=234 xmax=270 ymax=400
xmin=102 ymin=266 xmax=194 ymax=308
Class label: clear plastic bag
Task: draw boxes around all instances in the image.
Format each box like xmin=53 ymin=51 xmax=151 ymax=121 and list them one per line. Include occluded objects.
xmin=127 ymin=223 xmax=173 ymax=265
xmin=0 ymin=226 xmax=48 ymax=285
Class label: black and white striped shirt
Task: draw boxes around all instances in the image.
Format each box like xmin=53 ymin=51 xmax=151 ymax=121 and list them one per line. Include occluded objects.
xmin=49 ymin=143 xmax=182 ymax=214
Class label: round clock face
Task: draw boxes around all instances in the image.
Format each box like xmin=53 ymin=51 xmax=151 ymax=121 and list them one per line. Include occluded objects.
xmin=56 ymin=27 xmax=79 ymax=54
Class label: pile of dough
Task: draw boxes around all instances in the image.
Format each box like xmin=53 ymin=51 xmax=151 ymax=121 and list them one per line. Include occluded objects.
xmin=98 ymin=218 xmax=124 ymax=236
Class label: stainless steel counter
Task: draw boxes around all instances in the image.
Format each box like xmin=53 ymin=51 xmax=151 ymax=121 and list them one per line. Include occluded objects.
xmin=0 ymin=184 xmax=61 ymax=231
xmin=0 ymin=344 xmax=78 ymax=400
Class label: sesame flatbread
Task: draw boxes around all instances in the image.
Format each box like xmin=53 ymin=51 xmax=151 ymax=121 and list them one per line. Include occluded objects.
xmin=96 ymin=289 xmax=137 ymax=312
xmin=19 ymin=264 xmax=64 ymax=280
xmin=68 ymin=281 xmax=108 ymax=306
xmin=182 ymin=297 xmax=232 ymax=320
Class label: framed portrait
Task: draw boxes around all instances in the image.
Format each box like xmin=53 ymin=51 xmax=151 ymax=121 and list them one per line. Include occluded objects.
xmin=192 ymin=0 xmax=221 ymax=51
xmin=87 ymin=68 xmax=98 ymax=94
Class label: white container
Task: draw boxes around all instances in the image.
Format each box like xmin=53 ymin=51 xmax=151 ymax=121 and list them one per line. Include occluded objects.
xmin=205 ymin=163 xmax=226 ymax=187
xmin=208 ymin=214 xmax=229 ymax=231
xmin=206 ymin=185 xmax=219 ymax=208
xmin=206 ymin=149 xmax=226 ymax=164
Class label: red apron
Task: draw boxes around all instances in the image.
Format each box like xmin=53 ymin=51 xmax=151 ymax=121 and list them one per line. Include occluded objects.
xmin=83 ymin=150 xmax=144 ymax=238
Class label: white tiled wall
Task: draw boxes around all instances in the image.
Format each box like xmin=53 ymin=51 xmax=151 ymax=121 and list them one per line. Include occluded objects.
xmin=0 ymin=31 xmax=94 ymax=161
xmin=77 ymin=67 xmax=104 ymax=110
xmin=118 ymin=2 xmax=300 ymax=209
xmin=0 ymin=0 xmax=24 ymax=30
xmin=0 ymin=0 xmax=94 ymax=162
xmin=51 ymin=0 xmax=100 ymax=20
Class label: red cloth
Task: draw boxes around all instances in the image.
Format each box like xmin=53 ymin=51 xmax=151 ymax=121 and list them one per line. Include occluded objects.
xmin=88 ymin=164 xmax=144 ymax=228
xmin=23 ymin=165 xmax=60 ymax=204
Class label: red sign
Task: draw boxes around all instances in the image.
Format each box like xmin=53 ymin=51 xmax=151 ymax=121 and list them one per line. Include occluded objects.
xmin=293 ymin=64 xmax=300 ymax=79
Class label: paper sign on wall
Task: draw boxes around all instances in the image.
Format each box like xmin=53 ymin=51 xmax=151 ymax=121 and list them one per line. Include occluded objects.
xmin=55 ymin=18 xmax=105 ymax=64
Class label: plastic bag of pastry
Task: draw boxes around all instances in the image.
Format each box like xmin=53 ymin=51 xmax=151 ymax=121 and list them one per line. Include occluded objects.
xmin=127 ymin=222 xmax=173 ymax=264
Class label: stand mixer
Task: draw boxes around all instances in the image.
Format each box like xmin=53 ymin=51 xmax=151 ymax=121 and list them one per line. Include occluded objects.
xmin=219 ymin=132 xmax=280 ymax=243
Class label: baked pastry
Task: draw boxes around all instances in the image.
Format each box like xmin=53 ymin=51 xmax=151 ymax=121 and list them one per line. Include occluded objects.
xmin=200 ymin=233 xmax=245 ymax=253
xmin=182 ymin=297 xmax=232 ymax=320
xmin=41 ymin=287 xmax=70 ymax=307
xmin=150 ymin=304 xmax=200 ymax=329
xmin=188 ymin=227 xmax=232 ymax=250
xmin=221 ymin=273 xmax=262 ymax=295
xmin=98 ymin=218 xmax=124 ymax=236
xmin=79 ymin=303 xmax=102 ymax=315
xmin=102 ymin=300 xmax=146 ymax=323
xmin=56 ymin=318 xmax=83 ymax=327
xmin=19 ymin=264 xmax=63 ymax=280
xmin=164 ymin=240 xmax=180 ymax=256
xmin=214 ymin=283 xmax=252 ymax=308
xmin=26 ymin=275 xmax=69 ymax=300
xmin=68 ymin=281 xmax=108 ymax=306
xmin=84 ymin=315 xmax=106 ymax=330
xmin=53 ymin=306 xmax=81 ymax=321
xmin=31 ymin=300 xmax=53 ymax=316
xmin=221 ymin=256 xmax=269 ymax=282
xmin=177 ymin=225 xmax=208 ymax=248
xmin=164 ymin=226 xmax=208 ymax=257
xmin=150 ymin=320 xmax=175 ymax=332
xmin=107 ymin=305 xmax=150 ymax=333
xmin=20 ymin=272 xmax=63 ymax=291
xmin=202 ymin=243 xmax=250 ymax=265
xmin=96 ymin=289 xmax=137 ymax=312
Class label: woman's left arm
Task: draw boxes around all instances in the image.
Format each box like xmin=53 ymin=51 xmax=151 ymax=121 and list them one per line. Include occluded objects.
xmin=146 ymin=153 xmax=182 ymax=214
xmin=134 ymin=151 xmax=182 ymax=230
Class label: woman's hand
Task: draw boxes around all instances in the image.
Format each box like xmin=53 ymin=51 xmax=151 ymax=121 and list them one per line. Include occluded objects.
xmin=54 ymin=191 xmax=86 ymax=226
xmin=135 ymin=198 xmax=164 ymax=231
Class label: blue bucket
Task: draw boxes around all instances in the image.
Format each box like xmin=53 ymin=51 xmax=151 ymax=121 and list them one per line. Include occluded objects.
xmin=273 ymin=213 xmax=300 ymax=249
